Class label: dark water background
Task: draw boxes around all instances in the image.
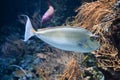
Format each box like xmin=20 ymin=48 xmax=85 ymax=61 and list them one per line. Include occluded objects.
xmin=0 ymin=0 xmax=82 ymax=44
xmin=0 ymin=0 xmax=82 ymax=46
xmin=0 ymin=0 xmax=82 ymax=26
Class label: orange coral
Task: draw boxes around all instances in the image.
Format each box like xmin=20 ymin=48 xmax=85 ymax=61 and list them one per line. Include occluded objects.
xmin=61 ymin=57 xmax=83 ymax=80
xmin=35 ymin=66 xmax=50 ymax=80
xmin=72 ymin=0 xmax=116 ymax=29
xmin=70 ymin=0 xmax=120 ymax=71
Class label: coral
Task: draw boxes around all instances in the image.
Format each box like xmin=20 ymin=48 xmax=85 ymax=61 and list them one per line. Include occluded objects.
xmin=35 ymin=66 xmax=50 ymax=80
xmin=69 ymin=0 xmax=120 ymax=75
xmin=34 ymin=47 xmax=74 ymax=80
xmin=71 ymin=0 xmax=116 ymax=29
xmin=61 ymin=57 xmax=83 ymax=80
xmin=91 ymin=22 xmax=120 ymax=71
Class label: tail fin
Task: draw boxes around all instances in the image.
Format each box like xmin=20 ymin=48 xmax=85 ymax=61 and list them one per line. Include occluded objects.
xmin=22 ymin=15 xmax=36 ymax=41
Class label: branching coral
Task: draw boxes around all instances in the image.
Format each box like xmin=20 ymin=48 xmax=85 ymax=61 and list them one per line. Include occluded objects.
xmin=35 ymin=66 xmax=50 ymax=80
xmin=89 ymin=12 xmax=120 ymax=71
xmin=61 ymin=57 xmax=83 ymax=80
xmin=72 ymin=0 xmax=116 ymax=29
xmin=69 ymin=0 xmax=120 ymax=72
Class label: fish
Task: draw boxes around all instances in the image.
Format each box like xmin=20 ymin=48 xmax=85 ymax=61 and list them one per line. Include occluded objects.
xmin=41 ymin=1 xmax=54 ymax=23
xmin=23 ymin=15 xmax=100 ymax=53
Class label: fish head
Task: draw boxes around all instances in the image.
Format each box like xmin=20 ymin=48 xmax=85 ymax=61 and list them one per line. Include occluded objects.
xmin=85 ymin=34 xmax=100 ymax=52
xmin=77 ymin=33 xmax=100 ymax=53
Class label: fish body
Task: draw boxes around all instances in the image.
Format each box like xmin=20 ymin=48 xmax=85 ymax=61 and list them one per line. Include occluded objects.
xmin=41 ymin=1 xmax=54 ymax=23
xmin=24 ymin=15 xmax=100 ymax=53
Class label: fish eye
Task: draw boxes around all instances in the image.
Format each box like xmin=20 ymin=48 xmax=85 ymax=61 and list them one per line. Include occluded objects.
xmin=90 ymin=35 xmax=99 ymax=41
xmin=90 ymin=36 xmax=96 ymax=41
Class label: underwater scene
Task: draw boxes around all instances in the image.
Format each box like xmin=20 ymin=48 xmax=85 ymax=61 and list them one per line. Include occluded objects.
xmin=0 ymin=0 xmax=120 ymax=80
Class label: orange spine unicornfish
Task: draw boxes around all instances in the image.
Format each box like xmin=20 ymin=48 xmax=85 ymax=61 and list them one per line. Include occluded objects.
xmin=23 ymin=15 xmax=100 ymax=53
